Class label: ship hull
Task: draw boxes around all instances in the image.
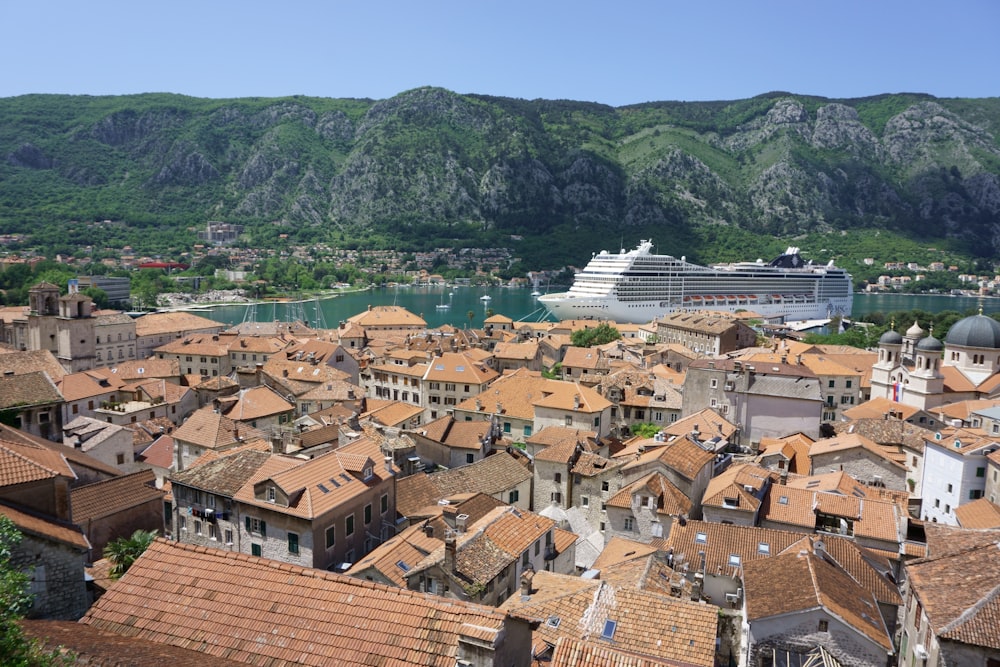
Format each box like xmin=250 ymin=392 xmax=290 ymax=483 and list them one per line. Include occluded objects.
xmin=537 ymin=240 xmax=853 ymax=324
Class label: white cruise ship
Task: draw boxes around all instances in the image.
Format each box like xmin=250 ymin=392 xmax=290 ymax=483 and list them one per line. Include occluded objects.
xmin=538 ymin=240 xmax=852 ymax=324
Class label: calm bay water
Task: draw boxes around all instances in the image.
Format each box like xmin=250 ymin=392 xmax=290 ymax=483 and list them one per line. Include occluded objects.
xmin=195 ymin=288 xmax=1000 ymax=329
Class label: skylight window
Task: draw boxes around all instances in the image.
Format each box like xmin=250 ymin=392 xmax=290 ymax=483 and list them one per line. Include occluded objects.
xmin=546 ymin=616 xmax=561 ymax=629
xmin=340 ymin=473 xmax=353 ymax=483
xmin=396 ymin=560 xmax=410 ymax=572
xmin=695 ymin=532 xmax=707 ymax=544
xmin=435 ymin=364 xmax=445 ymax=371
xmin=456 ymin=366 xmax=465 ymax=372
xmin=601 ymin=619 xmax=617 ymax=640
xmin=728 ymin=554 xmax=741 ymax=567
xmin=778 ymin=495 xmax=789 ymax=505
xmin=757 ymin=542 xmax=770 ymax=555
xmin=317 ymin=483 xmax=330 ymax=494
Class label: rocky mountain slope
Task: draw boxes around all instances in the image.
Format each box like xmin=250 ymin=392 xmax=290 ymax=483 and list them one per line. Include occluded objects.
xmin=1 ymin=89 xmax=999 ymax=265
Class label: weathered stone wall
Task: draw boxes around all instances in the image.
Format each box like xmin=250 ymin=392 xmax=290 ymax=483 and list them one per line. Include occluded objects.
xmin=12 ymin=533 xmax=88 ymax=620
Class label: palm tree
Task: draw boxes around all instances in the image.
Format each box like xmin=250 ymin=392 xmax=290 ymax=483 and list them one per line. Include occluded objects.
xmin=104 ymin=529 xmax=157 ymax=579
xmin=466 ymin=310 xmax=475 ymax=328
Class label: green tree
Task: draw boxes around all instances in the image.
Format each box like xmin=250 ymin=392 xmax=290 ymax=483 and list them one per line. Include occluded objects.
xmin=467 ymin=310 xmax=475 ymax=328
xmin=0 ymin=517 xmax=73 ymax=666
xmin=103 ymin=529 xmax=157 ymax=579
xmin=571 ymin=323 xmax=621 ymax=347
xmin=630 ymin=423 xmax=662 ymax=438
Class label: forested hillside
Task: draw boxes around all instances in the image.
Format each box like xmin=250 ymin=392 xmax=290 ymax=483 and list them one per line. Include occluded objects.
xmin=1 ymin=89 xmax=999 ymax=268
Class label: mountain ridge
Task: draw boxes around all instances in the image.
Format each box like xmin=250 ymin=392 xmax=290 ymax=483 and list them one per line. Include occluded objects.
xmin=2 ymin=88 xmax=999 ymax=268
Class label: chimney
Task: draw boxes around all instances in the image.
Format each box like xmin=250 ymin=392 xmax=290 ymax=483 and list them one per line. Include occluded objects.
xmin=520 ymin=568 xmax=535 ymax=596
xmin=456 ymin=513 xmax=469 ymax=533
xmin=423 ymin=523 xmax=434 ymax=538
xmin=384 ymin=455 xmax=394 ymax=476
xmin=691 ymin=424 xmax=700 ymax=440
xmin=573 ymin=394 xmax=581 ymax=410
xmin=444 ymin=533 xmax=457 ymax=573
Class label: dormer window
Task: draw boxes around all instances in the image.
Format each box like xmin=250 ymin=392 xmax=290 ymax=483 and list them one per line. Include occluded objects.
xmin=363 ymin=466 xmax=373 ymax=480
xmin=267 ymin=486 xmax=276 ymax=503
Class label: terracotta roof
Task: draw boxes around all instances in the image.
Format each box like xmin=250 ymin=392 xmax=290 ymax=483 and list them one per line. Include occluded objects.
xmin=422 ymin=451 xmax=531 ymax=498
xmin=103 ymin=358 xmax=182 ymax=381
xmin=809 ymin=432 xmax=907 ymax=469
xmin=171 ymin=449 xmax=274 ymax=497
xmin=82 ymin=538 xmax=517 ymax=666
xmin=0 ymin=370 xmax=63 ymax=409
xmin=842 ymin=397 xmax=924 ymax=422
xmin=743 ymin=550 xmax=892 ymax=651
xmin=493 ymin=340 xmax=540 ymax=361
xmin=236 ymin=437 xmax=395 ymax=520
xmin=549 ymin=635 xmax=680 ymax=667
xmin=423 ymin=351 xmax=498 ymax=384
xmin=134 ymin=311 xmax=224 ymax=338
xmin=0 ymin=349 xmax=66 ymax=381
xmin=222 ymin=385 xmax=294 ymax=422
xmin=417 ymin=415 xmax=491 ymax=450
xmin=618 ymin=436 xmax=716 ymax=483
xmin=57 ymin=370 xmax=125 ymax=401
xmin=831 ymin=418 xmax=931 ymax=452
xmin=23 ymin=620 xmax=247 ymax=667
xmin=906 ymin=527 xmax=1000 ymax=651
xmin=607 ymin=472 xmax=691 ymax=517
xmin=591 ymin=537 xmax=658 ymax=571
xmin=759 ymin=485 xmax=901 ymax=544
xmin=0 ymin=438 xmax=76 ymax=487
xmin=0 ymin=501 xmax=89 ymax=551
xmin=171 ymin=407 xmax=267 ymax=450
xmin=347 ymin=521 xmax=441 ymax=587
xmin=347 ymin=305 xmax=426 ymax=328
xmin=501 ymin=570 xmax=717 ymax=666
xmin=136 ymin=435 xmax=175 ymax=469
xmin=361 ymin=399 xmax=424 ymax=427
xmin=0 ymin=423 xmax=120 ymax=477
xmin=71 ymin=470 xmax=164 ymax=523
xmin=954 ymin=498 xmax=1000 ymax=529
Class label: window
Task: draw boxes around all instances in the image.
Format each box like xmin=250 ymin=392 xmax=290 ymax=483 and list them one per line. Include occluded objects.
xmin=381 ymin=494 xmax=388 ymax=514
xmin=364 ymin=504 xmax=372 ymax=525
xmin=651 ymin=522 xmax=663 ymax=537
xmin=624 ymin=517 xmax=634 ymax=531
xmin=522 ymin=550 xmax=529 ymax=566
xmin=758 ymin=542 xmax=770 ymax=555
xmin=845 ymin=380 xmax=852 ymax=388
xmin=224 ymin=529 xmax=233 ymax=545
xmin=346 ymin=515 xmax=355 ymax=536
xmin=116 ymin=453 xmax=125 ymax=465
xmin=194 ymin=520 xmax=202 ymax=536
xmin=564 ymin=416 xmax=572 ymax=426
xmin=503 ymin=422 xmax=511 ymax=433
xmin=828 ymin=380 xmax=835 ymax=388
xmin=523 ymin=425 xmax=532 ymax=437
xmin=466 ymin=453 xmax=474 ymax=464
xmin=251 ymin=544 xmax=262 ymax=557
xmin=710 ymin=379 xmax=718 ymax=389
xmin=947 ymin=483 xmax=953 ymax=493
xmin=970 ymin=489 xmax=983 ymax=500
xmin=246 ymin=517 xmax=266 ymax=537
xmin=326 ymin=526 xmax=336 ymax=549
xmin=601 ymin=481 xmax=609 ymax=492
xmin=509 ymin=490 xmax=519 ymax=503
xmin=288 ymin=532 xmax=299 ymax=554
xmin=976 ymin=467 xmax=986 ymax=477
xmin=818 ymin=620 xmax=828 ymax=632
xmin=582 ymin=496 xmax=589 ymax=507
xmin=179 ymin=516 xmax=187 ymax=532
xmin=728 ymin=554 xmax=741 ymax=567
xmin=554 ymin=473 xmax=561 ymax=483
xmin=209 ymin=524 xmax=218 ymax=541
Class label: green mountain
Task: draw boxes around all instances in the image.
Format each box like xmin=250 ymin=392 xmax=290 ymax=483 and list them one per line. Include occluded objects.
xmin=2 ymin=88 xmax=999 ymax=268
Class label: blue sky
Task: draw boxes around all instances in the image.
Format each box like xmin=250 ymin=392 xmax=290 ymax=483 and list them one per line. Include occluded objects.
xmin=2 ymin=1 xmax=998 ymax=105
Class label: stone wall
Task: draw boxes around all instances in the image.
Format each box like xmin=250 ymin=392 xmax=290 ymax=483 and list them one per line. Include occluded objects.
xmin=12 ymin=533 xmax=89 ymax=620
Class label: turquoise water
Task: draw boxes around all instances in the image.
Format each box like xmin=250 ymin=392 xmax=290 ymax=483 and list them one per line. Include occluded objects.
xmin=195 ymin=288 xmax=1000 ymax=328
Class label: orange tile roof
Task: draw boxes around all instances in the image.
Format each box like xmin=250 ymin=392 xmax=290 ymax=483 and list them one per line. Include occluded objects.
xmin=905 ymin=527 xmax=1000 ymax=651
xmin=607 ymin=472 xmax=691 ymax=517
xmin=501 ymin=570 xmax=717 ymax=666
xmin=223 ymin=385 xmax=294 ymax=422
xmin=0 ymin=500 xmax=90 ymax=551
xmin=954 ymin=498 xmax=1000 ymax=529
xmin=809 ymin=432 xmax=907 ymax=470
xmin=82 ymin=538 xmax=516 ymax=666
xmin=0 ymin=438 xmax=76 ymax=487
xmin=171 ymin=407 xmax=267 ymax=450
xmin=743 ymin=550 xmax=892 ymax=650
xmin=591 ymin=537 xmax=658 ymax=571
xmin=549 ymin=635 xmax=679 ymax=667
xmin=70 ymin=470 xmax=164 ymax=523
xmin=134 ymin=311 xmax=223 ymax=338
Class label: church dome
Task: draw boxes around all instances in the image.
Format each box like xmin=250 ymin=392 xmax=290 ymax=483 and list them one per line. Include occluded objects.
xmin=906 ymin=320 xmax=925 ymax=337
xmin=944 ymin=314 xmax=1000 ymax=349
xmin=916 ymin=335 xmax=943 ymax=352
xmin=879 ymin=329 xmax=903 ymax=345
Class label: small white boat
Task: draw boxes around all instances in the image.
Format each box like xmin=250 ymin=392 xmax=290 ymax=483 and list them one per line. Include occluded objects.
xmin=480 ymin=295 xmax=492 ymax=302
